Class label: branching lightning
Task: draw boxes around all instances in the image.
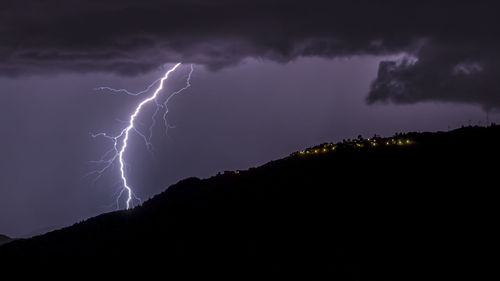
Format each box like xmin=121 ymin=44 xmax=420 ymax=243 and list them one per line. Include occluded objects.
xmin=163 ymin=64 xmax=194 ymax=135
xmin=89 ymin=63 xmax=194 ymax=209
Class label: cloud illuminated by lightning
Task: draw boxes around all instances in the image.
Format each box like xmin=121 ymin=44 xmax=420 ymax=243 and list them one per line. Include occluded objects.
xmin=89 ymin=63 xmax=194 ymax=209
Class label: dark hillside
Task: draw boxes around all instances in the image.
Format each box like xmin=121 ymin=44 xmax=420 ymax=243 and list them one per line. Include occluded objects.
xmin=0 ymin=126 xmax=497 ymax=279
xmin=0 ymin=235 xmax=11 ymax=246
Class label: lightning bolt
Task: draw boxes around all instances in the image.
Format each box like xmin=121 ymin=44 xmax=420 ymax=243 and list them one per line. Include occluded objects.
xmin=94 ymin=77 xmax=162 ymax=96
xmin=89 ymin=62 xmax=193 ymax=209
xmin=163 ymin=64 xmax=194 ymax=135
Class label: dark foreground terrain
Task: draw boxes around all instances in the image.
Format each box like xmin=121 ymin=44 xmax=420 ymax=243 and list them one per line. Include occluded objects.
xmin=1 ymin=126 xmax=497 ymax=279
xmin=0 ymin=235 xmax=11 ymax=246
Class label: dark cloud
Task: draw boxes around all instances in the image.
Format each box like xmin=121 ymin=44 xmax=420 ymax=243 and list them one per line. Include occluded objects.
xmin=367 ymin=40 xmax=500 ymax=109
xmin=1 ymin=0 xmax=500 ymax=107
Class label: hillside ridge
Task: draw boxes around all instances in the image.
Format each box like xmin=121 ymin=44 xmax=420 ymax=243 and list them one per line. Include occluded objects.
xmin=0 ymin=125 xmax=498 ymax=279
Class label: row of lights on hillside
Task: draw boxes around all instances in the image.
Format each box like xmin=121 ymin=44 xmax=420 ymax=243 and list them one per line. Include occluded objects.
xmin=296 ymin=138 xmax=413 ymax=156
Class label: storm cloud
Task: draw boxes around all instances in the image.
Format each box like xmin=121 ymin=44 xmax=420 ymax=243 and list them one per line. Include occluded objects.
xmin=1 ymin=0 xmax=500 ymax=107
xmin=367 ymin=41 xmax=500 ymax=109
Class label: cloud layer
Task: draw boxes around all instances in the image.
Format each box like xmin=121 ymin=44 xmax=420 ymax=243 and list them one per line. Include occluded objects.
xmin=367 ymin=40 xmax=500 ymax=109
xmin=1 ymin=0 xmax=499 ymax=108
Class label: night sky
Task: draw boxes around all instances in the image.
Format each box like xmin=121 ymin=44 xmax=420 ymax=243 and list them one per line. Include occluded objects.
xmin=1 ymin=0 xmax=498 ymax=237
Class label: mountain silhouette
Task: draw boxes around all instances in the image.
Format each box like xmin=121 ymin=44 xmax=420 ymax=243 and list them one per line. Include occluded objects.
xmin=0 ymin=235 xmax=11 ymax=246
xmin=0 ymin=126 xmax=497 ymax=279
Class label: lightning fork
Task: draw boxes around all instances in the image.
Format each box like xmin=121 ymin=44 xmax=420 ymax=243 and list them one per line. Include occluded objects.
xmin=90 ymin=63 xmax=182 ymax=209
